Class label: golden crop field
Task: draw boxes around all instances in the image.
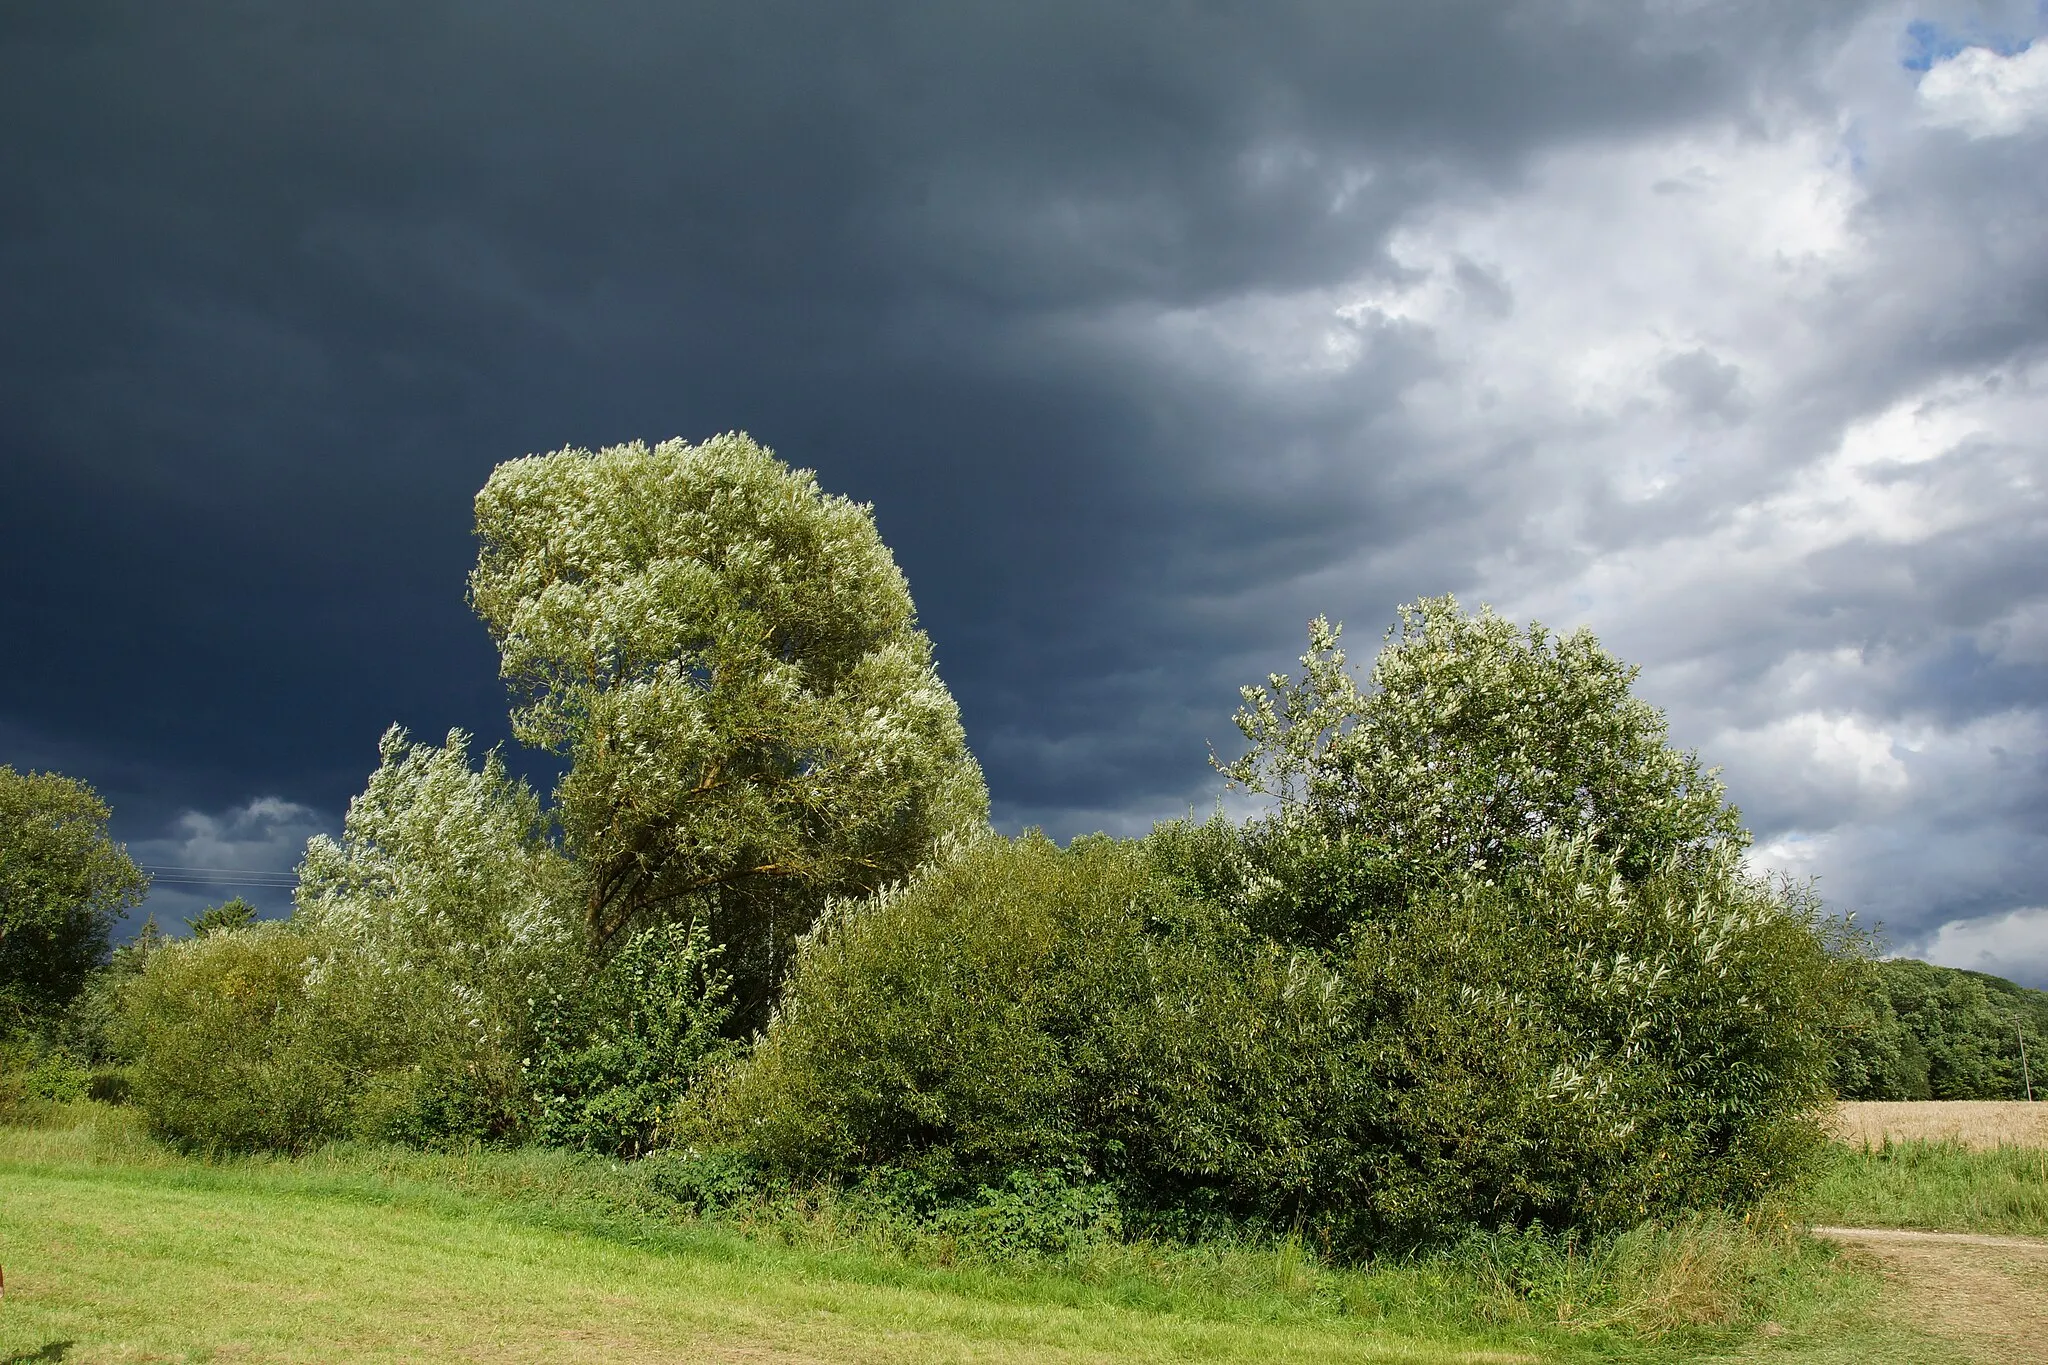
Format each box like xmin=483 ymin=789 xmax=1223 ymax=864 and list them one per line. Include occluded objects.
xmin=1832 ymin=1100 xmax=2048 ymax=1150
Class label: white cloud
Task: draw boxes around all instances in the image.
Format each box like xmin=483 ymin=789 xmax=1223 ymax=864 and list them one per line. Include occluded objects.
xmin=139 ymin=796 xmax=327 ymax=869
xmin=129 ymin=797 xmax=334 ymax=933
xmin=1921 ymin=906 xmax=2048 ymax=985
xmin=1919 ymin=41 xmax=2048 ymax=138
xmin=1723 ymin=711 xmax=1913 ymax=807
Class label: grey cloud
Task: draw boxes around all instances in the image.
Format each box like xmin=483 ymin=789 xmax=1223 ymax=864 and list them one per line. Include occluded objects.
xmin=1658 ymin=350 xmax=1746 ymax=419
xmin=6 ymin=2 xmax=2047 ymax=983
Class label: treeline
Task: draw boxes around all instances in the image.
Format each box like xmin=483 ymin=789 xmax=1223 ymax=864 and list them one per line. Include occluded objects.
xmin=1837 ymin=957 xmax=2046 ymax=1101
xmin=0 ymin=432 xmax=1954 ymax=1256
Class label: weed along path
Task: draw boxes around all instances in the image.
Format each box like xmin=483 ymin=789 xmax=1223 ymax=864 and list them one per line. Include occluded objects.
xmin=1810 ymin=1227 xmax=2048 ymax=1364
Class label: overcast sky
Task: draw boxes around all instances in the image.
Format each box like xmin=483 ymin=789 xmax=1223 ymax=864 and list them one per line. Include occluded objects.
xmin=5 ymin=1 xmax=2046 ymax=984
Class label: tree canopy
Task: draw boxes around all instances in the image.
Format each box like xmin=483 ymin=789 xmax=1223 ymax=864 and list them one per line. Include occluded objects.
xmin=1220 ymin=596 xmax=1745 ymax=888
xmin=294 ymin=725 xmax=577 ymax=995
xmin=0 ymin=766 xmax=148 ymax=1035
xmin=469 ymin=433 xmax=987 ymax=1014
xmin=1836 ymin=956 xmax=2047 ymax=1100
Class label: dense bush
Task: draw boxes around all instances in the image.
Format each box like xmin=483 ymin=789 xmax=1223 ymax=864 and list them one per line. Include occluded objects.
xmin=120 ymin=918 xmax=542 ymax=1152
xmin=708 ymin=826 xmax=1847 ymax=1250
xmin=525 ymin=917 xmax=735 ymax=1156
xmin=707 ymin=598 xmax=1849 ymax=1248
xmin=119 ymin=923 xmax=357 ymax=1151
xmin=1835 ymin=956 xmax=2047 ymax=1100
xmin=705 ymin=832 xmax=1274 ymax=1195
xmin=1308 ymin=838 xmax=1846 ymax=1239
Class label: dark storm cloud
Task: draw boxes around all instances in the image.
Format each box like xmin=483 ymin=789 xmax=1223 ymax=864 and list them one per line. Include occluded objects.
xmin=5 ymin=2 xmax=2046 ymax=979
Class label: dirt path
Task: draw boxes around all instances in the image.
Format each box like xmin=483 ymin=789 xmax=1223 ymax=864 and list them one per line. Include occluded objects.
xmin=1812 ymin=1226 xmax=2048 ymax=1364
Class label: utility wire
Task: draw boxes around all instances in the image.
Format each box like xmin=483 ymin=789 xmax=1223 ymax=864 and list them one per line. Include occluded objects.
xmin=141 ymin=864 xmax=300 ymax=876
xmin=140 ymin=864 xmax=300 ymax=889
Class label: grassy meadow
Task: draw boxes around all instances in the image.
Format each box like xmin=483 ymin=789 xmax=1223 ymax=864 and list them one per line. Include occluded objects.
xmin=0 ymin=1100 xmax=2016 ymax=1365
xmin=1803 ymin=1103 xmax=2048 ymax=1238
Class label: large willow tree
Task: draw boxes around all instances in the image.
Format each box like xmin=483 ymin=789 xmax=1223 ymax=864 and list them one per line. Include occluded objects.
xmin=470 ymin=433 xmax=987 ymax=1017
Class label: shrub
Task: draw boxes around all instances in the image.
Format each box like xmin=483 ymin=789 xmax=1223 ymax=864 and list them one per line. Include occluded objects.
xmin=119 ymin=724 xmax=581 ymax=1153
xmin=705 ymin=832 xmax=1318 ymax=1205
xmin=118 ymin=924 xmax=358 ymax=1152
xmin=288 ymin=725 xmax=583 ymax=1143
xmin=0 ymin=1036 xmax=91 ymax=1114
xmin=525 ymin=917 xmax=736 ymax=1156
xmin=118 ymin=920 xmax=514 ymax=1153
xmin=714 ymin=829 xmax=1846 ymax=1252
xmin=1302 ymin=838 xmax=1846 ymax=1242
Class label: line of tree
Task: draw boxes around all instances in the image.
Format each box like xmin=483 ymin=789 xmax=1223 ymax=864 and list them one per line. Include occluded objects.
xmin=1836 ymin=956 xmax=2046 ymax=1101
xmin=2 ymin=431 xmax=2023 ymax=1255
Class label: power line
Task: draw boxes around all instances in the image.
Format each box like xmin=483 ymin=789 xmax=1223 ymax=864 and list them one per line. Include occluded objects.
xmin=140 ymin=864 xmax=299 ymax=889
xmin=141 ymin=864 xmax=299 ymax=876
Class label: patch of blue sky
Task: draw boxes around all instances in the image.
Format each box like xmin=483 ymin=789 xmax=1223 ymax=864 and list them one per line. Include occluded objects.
xmin=1901 ymin=11 xmax=2041 ymax=72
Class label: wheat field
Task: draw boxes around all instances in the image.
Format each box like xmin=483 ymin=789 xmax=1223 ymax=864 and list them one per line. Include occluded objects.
xmin=1832 ymin=1100 xmax=2048 ymax=1150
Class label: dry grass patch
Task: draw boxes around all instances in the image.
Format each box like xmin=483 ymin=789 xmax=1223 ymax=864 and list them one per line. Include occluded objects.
xmin=1815 ymin=1227 xmax=2048 ymax=1365
xmin=1832 ymin=1102 xmax=2048 ymax=1151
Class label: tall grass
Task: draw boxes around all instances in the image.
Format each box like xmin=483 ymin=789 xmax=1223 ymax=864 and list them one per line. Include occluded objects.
xmin=1799 ymin=1138 xmax=2048 ymax=1236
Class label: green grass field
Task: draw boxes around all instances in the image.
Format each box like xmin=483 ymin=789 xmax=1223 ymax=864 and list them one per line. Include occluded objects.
xmin=1796 ymin=1140 xmax=2048 ymax=1237
xmin=0 ymin=1104 xmax=1992 ymax=1364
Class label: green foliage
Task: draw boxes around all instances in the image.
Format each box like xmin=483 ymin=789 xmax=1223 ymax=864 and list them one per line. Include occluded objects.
xmin=33 ymin=914 xmax=165 ymax=1070
xmin=14 ymin=915 xmax=169 ymax=1108
xmin=1218 ymin=598 xmax=1746 ymax=896
xmin=121 ymin=918 xmax=537 ymax=1153
xmin=293 ymin=725 xmax=583 ymax=1139
xmin=187 ymin=896 xmax=258 ymax=937
xmin=704 ymin=832 xmax=1288 ymax=1203
xmin=711 ymin=826 xmax=1844 ymax=1250
xmin=0 ymin=1036 xmax=91 ymax=1112
xmin=0 ymin=766 xmax=149 ymax=1036
xmin=118 ymin=923 xmax=357 ymax=1152
xmin=1834 ymin=956 xmax=2048 ymax=1100
xmin=714 ymin=603 xmax=1845 ymax=1245
xmin=1313 ymin=839 xmax=1845 ymax=1241
xmin=525 ymin=918 xmax=735 ymax=1156
xmin=122 ymin=730 xmax=587 ymax=1152
xmin=469 ymin=433 xmax=988 ymax=1023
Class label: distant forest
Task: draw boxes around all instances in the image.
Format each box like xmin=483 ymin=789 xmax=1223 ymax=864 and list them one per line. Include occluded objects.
xmin=1838 ymin=956 xmax=2048 ymax=1101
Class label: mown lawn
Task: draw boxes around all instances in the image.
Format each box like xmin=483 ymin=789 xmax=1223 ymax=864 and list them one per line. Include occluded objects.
xmin=0 ymin=1105 xmax=1971 ymax=1365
